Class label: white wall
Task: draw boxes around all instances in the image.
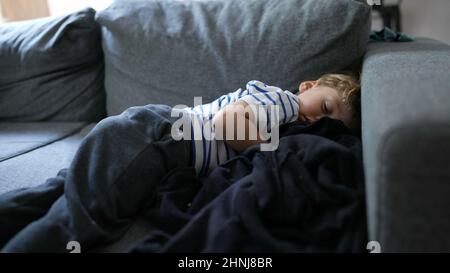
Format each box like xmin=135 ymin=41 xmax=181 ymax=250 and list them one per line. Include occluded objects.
xmin=47 ymin=0 xmax=112 ymax=16
xmin=401 ymin=0 xmax=450 ymax=45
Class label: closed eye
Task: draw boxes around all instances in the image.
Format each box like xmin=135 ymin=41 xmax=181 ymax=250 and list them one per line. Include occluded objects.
xmin=322 ymin=102 xmax=329 ymax=115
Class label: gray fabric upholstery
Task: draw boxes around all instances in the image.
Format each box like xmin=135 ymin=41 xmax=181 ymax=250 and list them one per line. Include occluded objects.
xmin=0 ymin=122 xmax=87 ymax=162
xmin=0 ymin=121 xmax=155 ymax=253
xmin=361 ymin=38 xmax=450 ymax=252
xmin=96 ymin=0 xmax=371 ymax=115
xmin=0 ymin=8 xmax=105 ymax=122
xmin=0 ymin=123 xmax=96 ymax=195
xmin=3 ymin=1 xmax=450 ymax=253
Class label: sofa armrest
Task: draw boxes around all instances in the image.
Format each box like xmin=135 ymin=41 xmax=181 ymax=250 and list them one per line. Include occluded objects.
xmin=361 ymin=38 xmax=450 ymax=252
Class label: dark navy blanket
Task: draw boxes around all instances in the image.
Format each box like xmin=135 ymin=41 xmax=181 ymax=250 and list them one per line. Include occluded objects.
xmin=132 ymin=118 xmax=367 ymax=253
xmin=0 ymin=105 xmax=366 ymax=252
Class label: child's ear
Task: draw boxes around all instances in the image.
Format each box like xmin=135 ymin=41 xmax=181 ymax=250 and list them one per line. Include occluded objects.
xmin=299 ymin=81 xmax=318 ymax=93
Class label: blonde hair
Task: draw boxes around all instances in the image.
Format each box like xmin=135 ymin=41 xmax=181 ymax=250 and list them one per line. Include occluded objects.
xmin=317 ymin=73 xmax=361 ymax=132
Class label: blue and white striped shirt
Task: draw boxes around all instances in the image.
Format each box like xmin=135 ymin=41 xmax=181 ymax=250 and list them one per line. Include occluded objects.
xmin=182 ymin=80 xmax=299 ymax=177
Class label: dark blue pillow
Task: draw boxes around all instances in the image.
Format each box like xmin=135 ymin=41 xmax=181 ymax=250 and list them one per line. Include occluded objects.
xmin=0 ymin=8 xmax=105 ymax=122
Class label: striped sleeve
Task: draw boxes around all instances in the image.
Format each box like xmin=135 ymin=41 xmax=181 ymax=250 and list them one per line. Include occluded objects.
xmin=282 ymin=91 xmax=300 ymax=124
xmin=238 ymin=81 xmax=300 ymax=128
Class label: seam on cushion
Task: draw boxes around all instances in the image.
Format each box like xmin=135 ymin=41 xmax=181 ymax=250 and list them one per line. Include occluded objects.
xmin=0 ymin=122 xmax=88 ymax=163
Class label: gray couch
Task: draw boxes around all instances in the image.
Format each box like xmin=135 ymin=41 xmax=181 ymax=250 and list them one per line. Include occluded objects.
xmin=362 ymin=38 xmax=450 ymax=252
xmin=1 ymin=1 xmax=450 ymax=253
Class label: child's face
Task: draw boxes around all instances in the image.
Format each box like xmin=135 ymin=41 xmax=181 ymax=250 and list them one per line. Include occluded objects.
xmin=297 ymin=81 xmax=353 ymax=128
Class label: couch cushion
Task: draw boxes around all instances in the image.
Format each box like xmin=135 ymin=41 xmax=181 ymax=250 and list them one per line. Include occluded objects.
xmin=0 ymin=123 xmax=96 ymax=194
xmin=0 ymin=122 xmax=87 ymax=162
xmin=0 ymin=122 xmax=155 ymax=253
xmin=96 ymin=0 xmax=371 ymax=115
xmin=0 ymin=8 xmax=105 ymax=122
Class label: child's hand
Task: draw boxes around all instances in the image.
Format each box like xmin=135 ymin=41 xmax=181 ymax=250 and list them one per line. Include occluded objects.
xmin=213 ymin=101 xmax=266 ymax=153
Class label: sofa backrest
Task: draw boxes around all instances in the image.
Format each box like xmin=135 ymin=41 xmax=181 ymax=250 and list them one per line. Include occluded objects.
xmin=96 ymin=0 xmax=371 ymax=116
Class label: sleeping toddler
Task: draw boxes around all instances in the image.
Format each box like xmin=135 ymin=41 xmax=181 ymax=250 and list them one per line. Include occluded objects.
xmin=1 ymin=73 xmax=361 ymax=252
